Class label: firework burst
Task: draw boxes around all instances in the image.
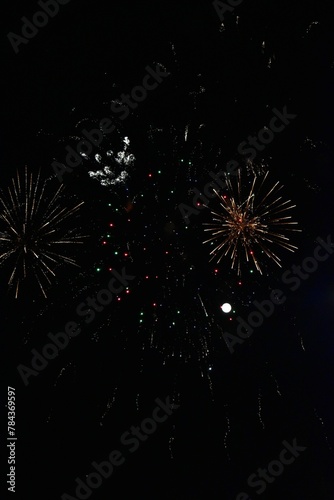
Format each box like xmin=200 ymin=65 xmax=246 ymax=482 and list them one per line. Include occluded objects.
xmin=0 ymin=167 xmax=86 ymax=298
xmin=203 ymin=170 xmax=300 ymax=274
xmin=87 ymin=136 xmax=135 ymax=187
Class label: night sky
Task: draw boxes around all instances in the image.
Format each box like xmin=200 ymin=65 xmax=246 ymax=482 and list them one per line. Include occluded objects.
xmin=2 ymin=1 xmax=334 ymax=499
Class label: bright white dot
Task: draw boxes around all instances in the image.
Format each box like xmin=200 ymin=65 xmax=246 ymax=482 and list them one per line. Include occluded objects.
xmin=221 ymin=303 xmax=232 ymax=313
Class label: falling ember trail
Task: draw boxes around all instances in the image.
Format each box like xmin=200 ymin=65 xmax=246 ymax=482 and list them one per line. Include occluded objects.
xmin=198 ymin=293 xmax=208 ymax=317
xmin=265 ymin=362 xmax=282 ymax=397
xmin=169 ymin=424 xmax=176 ymax=459
xmin=224 ymin=404 xmax=231 ymax=462
xmin=314 ymin=408 xmax=332 ymax=450
xmin=47 ymin=363 xmax=75 ymax=423
xmin=271 ymin=373 xmax=282 ymax=397
xmin=100 ymin=387 xmax=118 ymax=426
xmin=206 ymin=371 xmax=214 ymax=402
xmin=298 ymin=331 xmax=306 ymax=352
xmin=257 ymin=388 xmax=265 ymax=429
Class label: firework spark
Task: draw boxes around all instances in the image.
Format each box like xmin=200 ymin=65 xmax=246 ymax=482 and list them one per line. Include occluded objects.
xmin=203 ymin=170 xmax=300 ymax=274
xmin=0 ymin=168 xmax=85 ymax=298
xmin=88 ymin=136 xmax=135 ymax=187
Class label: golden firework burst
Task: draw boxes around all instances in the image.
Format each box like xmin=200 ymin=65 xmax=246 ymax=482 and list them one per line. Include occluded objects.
xmin=203 ymin=170 xmax=300 ymax=275
xmin=0 ymin=167 xmax=86 ymax=298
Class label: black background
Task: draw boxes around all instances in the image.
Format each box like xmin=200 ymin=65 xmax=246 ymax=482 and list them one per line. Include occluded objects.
xmin=2 ymin=1 xmax=334 ymax=499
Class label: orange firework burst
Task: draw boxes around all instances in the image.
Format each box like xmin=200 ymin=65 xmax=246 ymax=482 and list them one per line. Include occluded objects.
xmin=203 ymin=170 xmax=301 ymax=275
